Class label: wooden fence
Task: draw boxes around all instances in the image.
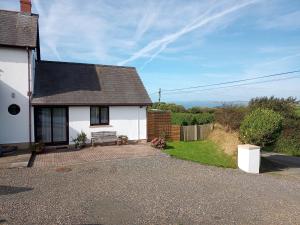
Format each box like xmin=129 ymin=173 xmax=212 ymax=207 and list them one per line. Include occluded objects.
xmin=147 ymin=110 xmax=170 ymax=141
xmin=147 ymin=110 xmax=180 ymax=141
xmin=147 ymin=110 xmax=212 ymax=142
xmin=181 ymin=124 xmax=213 ymax=141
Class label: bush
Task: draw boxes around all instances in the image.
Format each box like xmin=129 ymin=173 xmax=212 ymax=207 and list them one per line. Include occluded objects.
xmin=171 ymin=113 xmax=214 ymax=125
xmin=187 ymin=107 xmax=215 ymax=114
xmin=181 ymin=120 xmax=188 ymax=126
xmin=191 ymin=117 xmax=198 ymax=125
xmin=275 ymin=135 xmax=300 ymax=156
xmin=296 ymin=105 xmax=300 ymax=118
xmin=249 ymin=96 xmax=298 ymax=118
xmin=239 ymin=109 xmax=283 ymax=146
xmin=273 ymin=119 xmax=300 ymax=156
xmin=214 ymin=105 xmax=248 ymax=131
xmin=72 ymin=131 xmax=87 ymax=149
xmin=149 ymin=102 xmax=186 ymax=113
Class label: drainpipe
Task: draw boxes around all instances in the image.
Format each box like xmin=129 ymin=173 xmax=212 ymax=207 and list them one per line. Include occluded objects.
xmin=27 ymin=47 xmax=32 ymax=145
xmin=138 ymin=106 xmax=140 ymax=140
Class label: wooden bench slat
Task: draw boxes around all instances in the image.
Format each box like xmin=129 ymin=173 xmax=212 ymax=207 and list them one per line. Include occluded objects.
xmin=91 ymin=131 xmax=118 ymax=146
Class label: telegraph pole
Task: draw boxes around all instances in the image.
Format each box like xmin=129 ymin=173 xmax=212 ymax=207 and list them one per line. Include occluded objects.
xmin=158 ymin=88 xmax=161 ymax=103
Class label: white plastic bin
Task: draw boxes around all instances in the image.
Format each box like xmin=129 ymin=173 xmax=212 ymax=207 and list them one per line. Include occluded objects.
xmin=238 ymin=144 xmax=260 ymax=174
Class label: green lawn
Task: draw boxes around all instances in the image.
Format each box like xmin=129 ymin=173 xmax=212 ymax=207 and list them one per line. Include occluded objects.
xmin=165 ymin=140 xmax=236 ymax=168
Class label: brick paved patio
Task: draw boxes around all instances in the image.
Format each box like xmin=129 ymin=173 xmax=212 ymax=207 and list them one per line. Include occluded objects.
xmin=33 ymin=144 xmax=164 ymax=167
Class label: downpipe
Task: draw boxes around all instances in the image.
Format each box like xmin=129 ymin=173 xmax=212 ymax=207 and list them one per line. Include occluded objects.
xmin=27 ymin=47 xmax=32 ymax=146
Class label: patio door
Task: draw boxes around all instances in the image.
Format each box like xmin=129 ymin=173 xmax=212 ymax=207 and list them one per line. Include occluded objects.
xmin=34 ymin=107 xmax=68 ymax=145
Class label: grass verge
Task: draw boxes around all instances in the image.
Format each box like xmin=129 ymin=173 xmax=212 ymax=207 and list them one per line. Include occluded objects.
xmin=165 ymin=140 xmax=236 ymax=168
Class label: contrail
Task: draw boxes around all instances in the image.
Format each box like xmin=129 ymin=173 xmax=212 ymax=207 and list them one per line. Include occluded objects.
xmin=118 ymin=0 xmax=258 ymax=66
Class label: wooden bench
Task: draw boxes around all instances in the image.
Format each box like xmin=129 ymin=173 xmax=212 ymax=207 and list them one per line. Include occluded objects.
xmin=91 ymin=131 xmax=118 ymax=146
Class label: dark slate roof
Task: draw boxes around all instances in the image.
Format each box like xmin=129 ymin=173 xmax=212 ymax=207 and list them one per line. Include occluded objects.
xmin=0 ymin=10 xmax=38 ymax=48
xmin=32 ymin=61 xmax=152 ymax=106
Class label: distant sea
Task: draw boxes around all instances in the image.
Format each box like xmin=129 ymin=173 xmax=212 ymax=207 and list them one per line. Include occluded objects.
xmin=173 ymin=101 xmax=249 ymax=108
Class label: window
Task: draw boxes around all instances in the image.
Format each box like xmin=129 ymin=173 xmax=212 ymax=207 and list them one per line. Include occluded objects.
xmin=8 ymin=104 xmax=20 ymax=115
xmin=90 ymin=106 xmax=109 ymax=125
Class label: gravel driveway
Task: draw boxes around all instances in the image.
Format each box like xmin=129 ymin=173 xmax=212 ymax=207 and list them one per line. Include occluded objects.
xmin=0 ymin=155 xmax=299 ymax=225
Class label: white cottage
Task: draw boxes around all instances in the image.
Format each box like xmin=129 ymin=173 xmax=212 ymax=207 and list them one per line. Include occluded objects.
xmin=0 ymin=0 xmax=151 ymax=149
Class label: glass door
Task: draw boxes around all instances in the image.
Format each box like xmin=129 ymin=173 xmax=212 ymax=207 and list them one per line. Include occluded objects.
xmin=35 ymin=107 xmax=68 ymax=145
xmin=35 ymin=108 xmax=52 ymax=143
xmin=52 ymin=108 xmax=67 ymax=143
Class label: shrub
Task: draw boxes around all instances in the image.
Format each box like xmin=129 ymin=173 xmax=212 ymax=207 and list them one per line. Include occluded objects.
xmin=296 ymin=105 xmax=300 ymax=118
xmin=191 ymin=117 xmax=198 ymax=125
xmin=151 ymin=137 xmax=167 ymax=149
xmin=214 ymin=105 xmax=248 ymax=131
xmin=275 ymin=134 xmax=300 ymax=156
xmin=149 ymin=102 xmax=186 ymax=113
xmin=273 ymin=118 xmax=300 ymax=156
xmin=239 ymin=109 xmax=283 ymax=146
xmin=249 ymin=96 xmax=298 ymax=118
xmin=181 ymin=120 xmax=188 ymax=126
xmin=187 ymin=107 xmax=215 ymax=114
xmin=72 ymin=131 xmax=87 ymax=149
xmin=172 ymin=113 xmax=214 ymax=125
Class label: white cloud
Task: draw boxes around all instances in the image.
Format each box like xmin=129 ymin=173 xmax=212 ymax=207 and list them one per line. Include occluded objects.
xmin=33 ymin=0 xmax=205 ymax=63
xmin=30 ymin=0 xmax=260 ymax=66
xmin=133 ymin=1 xmax=162 ymax=44
xmin=34 ymin=0 xmax=111 ymax=62
xmin=118 ymin=0 xmax=259 ymax=66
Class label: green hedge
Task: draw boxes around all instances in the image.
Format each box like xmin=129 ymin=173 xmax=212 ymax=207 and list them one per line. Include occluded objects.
xmin=171 ymin=113 xmax=214 ymax=125
xmin=273 ymin=119 xmax=300 ymax=156
xmin=296 ymin=106 xmax=300 ymax=117
xmin=249 ymin=96 xmax=298 ymax=118
xmin=239 ymin=109 xmax=283 ymax=146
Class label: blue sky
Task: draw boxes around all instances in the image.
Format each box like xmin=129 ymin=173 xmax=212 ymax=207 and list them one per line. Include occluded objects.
xmin=1 ymin=0 xmax=300 ymax=103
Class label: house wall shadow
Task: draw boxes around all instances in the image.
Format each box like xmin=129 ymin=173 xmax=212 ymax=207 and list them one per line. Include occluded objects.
xmin=0 ymin=80 xmax=31 ymax=146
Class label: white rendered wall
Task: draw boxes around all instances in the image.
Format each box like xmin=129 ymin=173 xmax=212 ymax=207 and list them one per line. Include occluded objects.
xmin=69 ymin=106 xmax=147 ymax=144
xmin=0 ymin=47 xmax=33 ymax=145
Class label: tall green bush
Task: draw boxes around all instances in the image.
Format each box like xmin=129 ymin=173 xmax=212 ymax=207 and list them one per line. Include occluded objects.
xmin=239 ymin=109 xmax=283 ymax=146
xmin=249 ymin=96 xmax=298 ymax=118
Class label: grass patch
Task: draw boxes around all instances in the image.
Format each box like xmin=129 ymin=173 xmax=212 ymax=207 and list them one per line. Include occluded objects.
xmin=165 ymin=140 xmax=236 ymax=168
